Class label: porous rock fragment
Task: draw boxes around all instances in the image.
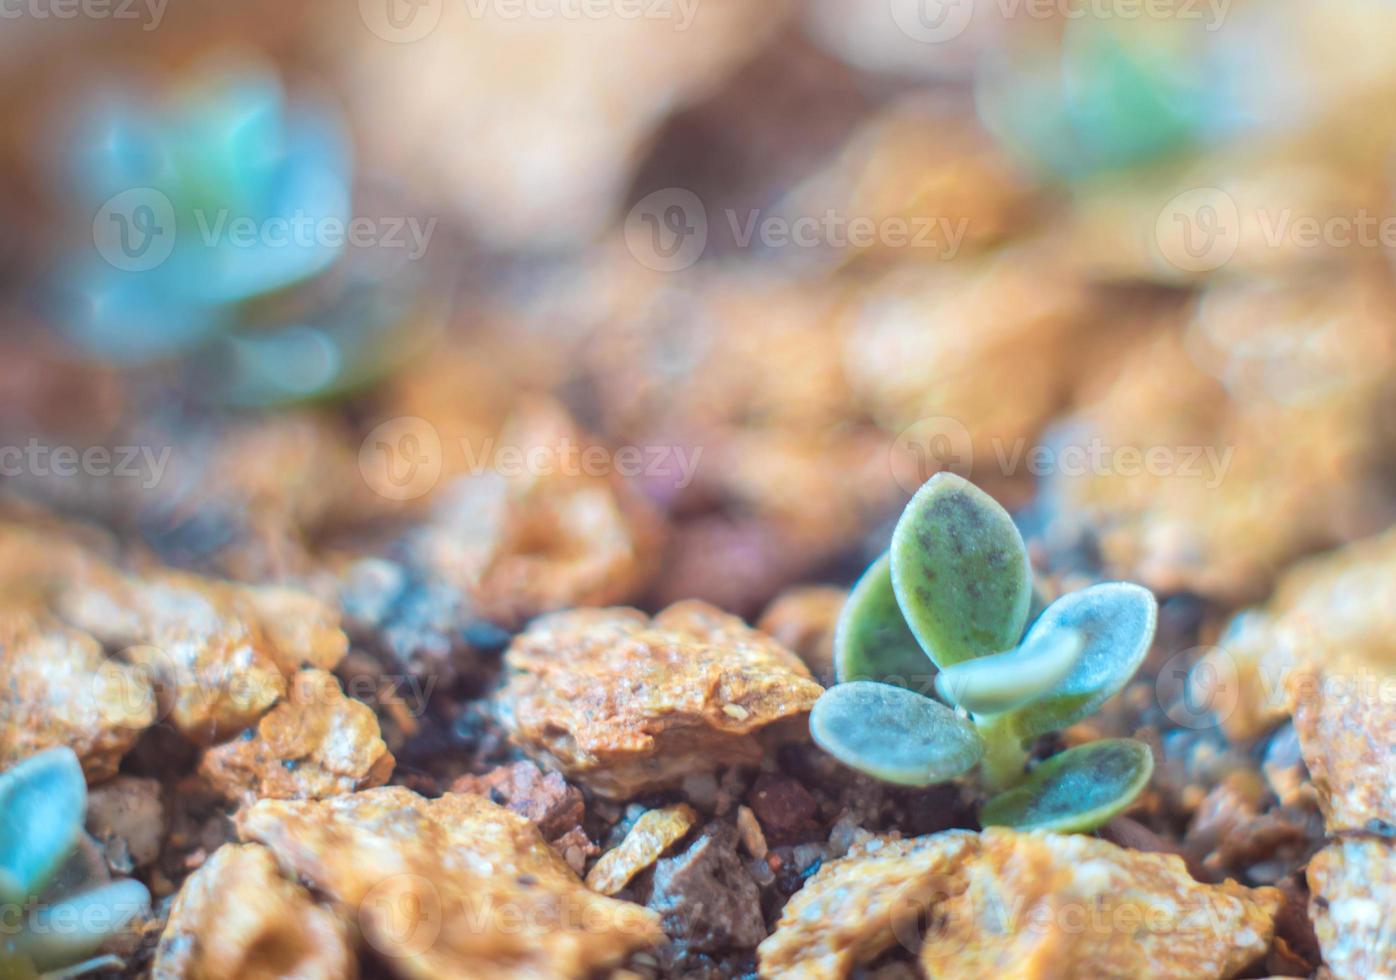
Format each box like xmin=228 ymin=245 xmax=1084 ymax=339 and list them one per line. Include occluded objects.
xmin=200 ymin=669 xmax=394 ymax=807
xmin=58 ymin=562 xmax=347 ymax=743
xmin=498 ymin=600 xmax=823 ymax=799
xmin=86 ymin=775 xmax=164 ymax=872
xmin=451 ymin=760 xmax=585 ymax=842
xmin=586 ymin=803 xmax=698 ymax=896
xmin=152 ymin=842 xmax=355 ymax=980
xmin=649 ymin=822 xmax=767 ymax=957
xmin=1288 ymin=654 xmax=1396 ymax=834
xmin=398 ymin=401 xmax=665 ymax=632
xmin=758 ymin=829 xmax=1281 ymax=979
xmin=1201 ymin=526 xmax=1396 ymax=832
xmin=1306 ymin=838 xmax=1396 ymax=980
xmin=237 ymin=787 xmax=662 ymax=980
xmin=1051 ymin=274 xmax=1396 ymax=602
xmin=0 ymin=608 xmax=155 ymax=782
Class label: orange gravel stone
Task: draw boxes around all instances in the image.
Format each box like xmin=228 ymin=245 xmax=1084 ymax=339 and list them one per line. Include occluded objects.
xmin=758 ymin=828 xmax=1281 ymax=979
xmin=58 ymin=562 xmax=348 ymax=744
xmin=498 ymin=600 xmax=824 ymax=799
xmin=1307 ymin=838 xmax=1396 ymax=980
xmin=0 ymin=609 xmax=155 ymax=782
xmin=238 ymin=787 xmax=662 ymax=980
xmin=585 ymin=804 xmax=698 ymax=896
xmin=757 ymin=586 xmax=846 ymax=682
xmin=200 ymin=669 xmax=394 ymax=808
xmin=152 ymin=842 xmax=355 ymax=980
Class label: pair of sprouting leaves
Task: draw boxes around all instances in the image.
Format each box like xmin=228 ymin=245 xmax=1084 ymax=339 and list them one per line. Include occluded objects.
xmin=0 ymin=749 xmax=150 ymax=977
xmin=810 ymin=474 xmax=1158 ymax=833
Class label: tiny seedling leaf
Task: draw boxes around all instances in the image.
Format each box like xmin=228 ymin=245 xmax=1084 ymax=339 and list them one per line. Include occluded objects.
xmin=889 ymin=474 xmax=1032 ymax=668
xmin=14 ymin=880 xmax=150 ymax=973
xmin=935 ymin=628 xmax=1085 ymax=716
xmin=810 ymin=682 xmax=983 ymax=787
xmin=834 ymin=553 xmax=936 ymax=690
xmin=979 ymin=738 xmax=1154 ymax=833
xmin=0 ymin=748 xmax=86 ymax=900
xmin=1010 ymin=583 xmax=1158 ymax=740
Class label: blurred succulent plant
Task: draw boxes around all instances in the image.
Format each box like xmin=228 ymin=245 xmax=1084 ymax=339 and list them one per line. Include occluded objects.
xmin=52 ymin=55 xmax=437 ymax=403
xmin=975 ymin=19 xmax=1223 ymax=179
xmin=0 ymin=749 xmax=149 ymax=979
xmin=810 ymin=474 xmax=1158 ymax=833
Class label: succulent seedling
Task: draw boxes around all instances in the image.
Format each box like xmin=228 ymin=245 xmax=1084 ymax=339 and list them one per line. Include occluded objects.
xmin=0 ymin=749 xmax=150 ymax=979
xmin=810 ymin=473 xmax=1158 ymax=833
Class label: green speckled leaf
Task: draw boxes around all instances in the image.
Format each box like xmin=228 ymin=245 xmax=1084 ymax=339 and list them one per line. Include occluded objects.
xmin=834 ymin=554 xmax=936 ymax=692
xmin=810 ymin=682 xmax=983 ymax=787
xmin=1012 ymin=583 xmax=1158 ymax=740
xmin=0 ymin=748 xmax=85 ymax=902
xmin=979 ymin=738 xmax=1154 ymax=832
xmin=889 ymin=474 xmax=1032 ymax=668
xmin=935 ymin=628 xmax=1084 ymax=716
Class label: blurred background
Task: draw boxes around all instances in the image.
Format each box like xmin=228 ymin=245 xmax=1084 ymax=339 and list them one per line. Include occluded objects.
xmin=4 ymin=0 xmax=1396 ymax=627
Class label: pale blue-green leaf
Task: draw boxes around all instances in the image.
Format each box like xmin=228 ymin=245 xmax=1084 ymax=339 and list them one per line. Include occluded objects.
xmin=16 ymin=880 xmax=150 ymax=972
xmin=979 ymin=738 xmax=1154 ymax=833
xmin=1011 ymin=583 xmax=1158 ymax=740
xmin=810 ymin=682 xmax=983 ymax=787
xmin=0 ymin=749 xmax=86 ymax=899
xmin=935 ymin=628 xmax=1084 ymax=716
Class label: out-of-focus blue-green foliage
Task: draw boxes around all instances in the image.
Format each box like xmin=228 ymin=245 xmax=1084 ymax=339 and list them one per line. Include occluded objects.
xmin=0 ymin=749 xmax=150 ymax=977
xmin=58 ymin=56 xmax=352 ymax=362
xmin=976 ymin=19 xmax=1221 ymax=179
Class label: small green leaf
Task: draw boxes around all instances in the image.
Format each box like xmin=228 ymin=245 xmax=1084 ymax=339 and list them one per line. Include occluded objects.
xmin=0 ymin=749 xmax=86 ymax=901
xmin=889 ymin=474 xmax=1032 ymax=668
xmin=810 ymin=682 xmax=983 ymax=787
xmin=14 ymin=880 xmax=150 ymax=972
xmin=935 ymin=628 xmax=1084 ymax=716
xmin=1010 ymin=583 xmax=1158 ymax=740
xmin=979 ymin=738 xmax=1154 ymax=832
xmin=834 ymin=553 xmax=936 ymax=691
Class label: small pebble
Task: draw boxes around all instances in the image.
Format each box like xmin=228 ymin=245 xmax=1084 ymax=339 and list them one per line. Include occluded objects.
xmin=736 ymin=805 xmax=768 ymax=859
